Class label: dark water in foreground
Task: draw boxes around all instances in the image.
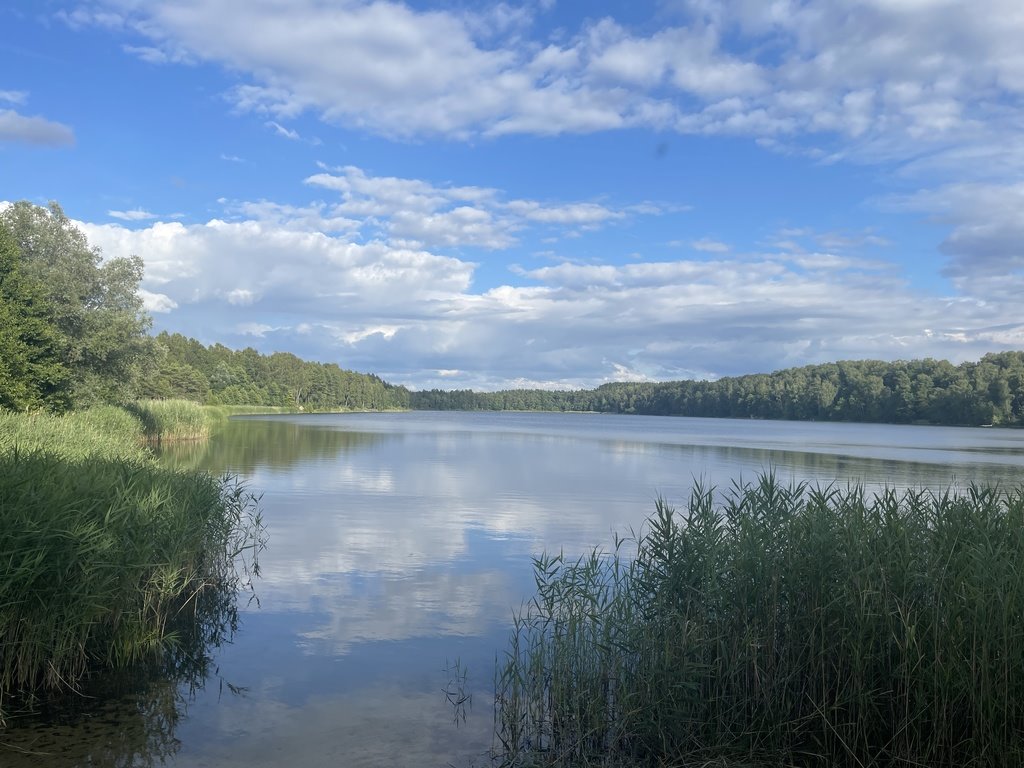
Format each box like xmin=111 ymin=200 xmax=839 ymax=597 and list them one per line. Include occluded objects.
xmin=5 ymin=412 xmax=1024 ymax=766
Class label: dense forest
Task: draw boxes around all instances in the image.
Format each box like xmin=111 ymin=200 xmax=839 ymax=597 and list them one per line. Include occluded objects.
xmin=0 ymin=201 xmax=408 ymax=413
xmin=142 ymin=332 xmax=409 ymax=410
xmin=411 ymin=353 xmax=1024 ymax=427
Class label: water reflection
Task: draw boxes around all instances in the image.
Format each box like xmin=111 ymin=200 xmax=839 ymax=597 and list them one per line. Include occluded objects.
xmin=0 ymin=562 xmax=251 ymax=767
xmin=9 ymin=413 xmax=1024 ymax=766
xmin=156 ymin=417 xmax=392 ymax=473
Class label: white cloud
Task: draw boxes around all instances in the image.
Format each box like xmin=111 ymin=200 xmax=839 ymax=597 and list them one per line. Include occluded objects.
xmin=303 ymin=165 xmax=654 ymax=249
xmin=889 ymin=181 xmax=1024 ymax=301
xmin=224 ymin=199 xmax=360 ymax=234
xmin=236 ymin=322 xmax=275 ymax=336
xmin=73 ymin=195 xmax=1024 ymax=391
xmin=266 ymin=120 xmax=300 ymax=140
xmin=139 ymin=288 xmax=178 ymax=313
xmin=0 ymin=90 xmax=27 ymax=105
xmin=588 ymin=21 xmax=766 ymax=96
xmin=122 ymin=43 xmax=193 ymax=64
xmin=75 ymin=214 xmax=476 ymax=329
xmin=33 ymin=0 xmax=1024 ymax=392
xmin=68 ymin=0 xmax=1024 ymax=171
xmin=691 ymin=238 xmax=730 ymax=253
xmin=108 ymin=208 xmax=160 ymax=221
xmin=227 ymin=288 xmax=257 ymax=306
xmin=0 ymin=108 xmax=74 ymax=146
xmin=504 ymin=200 xmax=624 ymax=225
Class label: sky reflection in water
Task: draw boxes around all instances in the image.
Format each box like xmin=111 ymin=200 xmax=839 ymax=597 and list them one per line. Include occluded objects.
xmin=7 ymin=413 xmax=1024 ymax=767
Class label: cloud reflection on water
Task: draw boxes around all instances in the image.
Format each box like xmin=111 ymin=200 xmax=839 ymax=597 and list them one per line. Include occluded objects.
xmin=109 ymin=414 xmax=1024 ymax=765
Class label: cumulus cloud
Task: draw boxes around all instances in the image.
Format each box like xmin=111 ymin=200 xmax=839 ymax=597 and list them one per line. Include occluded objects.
xmin=0 ymin=108 xmax=74 ymax=146
xmin=69 ymin=188 xmax=1023 ymax=392
xmin=64 ymin=0 xmax=1024 ymax=170
xmin=138 ymin=288 xmax=178 ymax=313
xmin=0 ymin=91 xmax=73 ymax=146
xmin=889 ymin=182 xmax=1024 ymax=302
xmin=38 ymin=0 xmax=1024 ymax=387
xmin=75 ymin=211 xmax=477 ymax=368
xmin=303 ymin=165 xmax=653 ymax=249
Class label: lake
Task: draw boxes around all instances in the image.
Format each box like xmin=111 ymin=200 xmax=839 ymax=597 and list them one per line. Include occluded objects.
xmin=6 ymin=411 xmax=1024 ymax=766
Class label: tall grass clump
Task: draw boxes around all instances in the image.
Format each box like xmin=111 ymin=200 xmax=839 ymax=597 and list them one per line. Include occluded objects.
xmin=0 ymin=407 xmax=263 ymax=725
xmin=124 ymin=400 xmax=293 ymax=444
xmin=495 ymin=474 xmax=1024 ymax=768
xmin=125 ymin=399 xmax=213 ymax=443
xmin=0 ymin=452 xmax=262 ymax=724
xmin=0 ymin=406 xmax=147 ymax=462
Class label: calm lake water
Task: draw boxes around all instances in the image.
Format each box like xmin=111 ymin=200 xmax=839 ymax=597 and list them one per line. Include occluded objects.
xmin=6 ymin=411 xmax=1024 ymax=766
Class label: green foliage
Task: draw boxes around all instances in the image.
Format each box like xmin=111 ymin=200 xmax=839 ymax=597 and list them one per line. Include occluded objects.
xmin=143 ymin=331 xmax=411 ymax=411
xmin=0 ymin=226 xmax=71 ymax=411
xmin=0 ymin=406 xmax=147 ymax=462
xmin=124 ymin=399 xmax=213 ymax=443
xmin=495 ymin=476 xmax=1024 ymax=767
xmin=0 ymin=411 xmax=263 ymax=724
xmin=0 ymin=201 xmax=150 ymax=408
xmin=413 ymin=353 xmax=1024 ymax=427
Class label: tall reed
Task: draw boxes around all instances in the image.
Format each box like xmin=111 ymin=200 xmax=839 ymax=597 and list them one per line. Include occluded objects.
xmin=0 ymin=406 xmax=147 ymax=461
xmin=125 ymin=399 xmax=213 ymax=443
xmin=494 ymin=474 xmax=1024 ymax=767
xmin=0 ymin=406 xmax=263 ymax=725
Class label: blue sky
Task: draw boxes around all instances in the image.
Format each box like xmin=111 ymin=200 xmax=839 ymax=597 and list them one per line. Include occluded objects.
xmin=3 ymin=0 xmax=1023 ymax=390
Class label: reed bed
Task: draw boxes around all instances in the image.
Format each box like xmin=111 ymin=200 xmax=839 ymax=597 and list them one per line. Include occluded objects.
xmin=0 ymin=406 xmax=147 ymax=462
xmin=0 ymin=452 xmax=262 ymax=723
xmin=494 ymin=474 xmax=1024 ymax=768
xmin=0 ymin=407 xmax=263 ymax=726
xmin=125 ymin=399 xmax=214 ymax=443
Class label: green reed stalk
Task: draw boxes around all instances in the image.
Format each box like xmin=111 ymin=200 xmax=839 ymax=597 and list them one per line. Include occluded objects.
xmin=494 ymin=474 xmax=1024 ymax=768
xmin=124 ymin=399 xmax=214 ymax=443
xmin=0 ymin=406 xmax=147 ymax=462
xmin=0 ymin=407 xmax=263 ymax=726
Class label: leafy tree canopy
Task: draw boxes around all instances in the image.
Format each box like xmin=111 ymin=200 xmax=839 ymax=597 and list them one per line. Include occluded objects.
xmin=0 ymin=226 xmax=70 ymax=411
xmin=0 ymin=201 xmax=150 ymax=407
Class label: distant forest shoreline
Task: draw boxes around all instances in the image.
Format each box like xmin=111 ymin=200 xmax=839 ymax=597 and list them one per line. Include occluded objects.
xmin=410 ymin=353 xmax=1024 ymax=428
xmin=149 ymin=334 xmax=1024 ymax=429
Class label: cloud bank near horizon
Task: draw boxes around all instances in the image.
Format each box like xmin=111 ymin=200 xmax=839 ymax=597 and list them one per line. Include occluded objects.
xmin=63 ymin=164 xmax=1024 ymax=391
xmin=5 ymin=1 xmax=1024 ymax=389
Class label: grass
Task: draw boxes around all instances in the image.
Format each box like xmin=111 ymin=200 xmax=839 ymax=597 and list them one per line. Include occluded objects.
xmin=125 ymin=399 xmax=213 ymax=442
xmin=494 ymin=474 xmax=1024 ymax=768
xmin=0 ymin=406 xmax=147 ymax=462
xmin=0 ymin=406 xmax=263 ymax=726
xmin=125 ymin=399 xmax=294 ymax=442
xmin=0 ymin=400 xmax=294 ymax=453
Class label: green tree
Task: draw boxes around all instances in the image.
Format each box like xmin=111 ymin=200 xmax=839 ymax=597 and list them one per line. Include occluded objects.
xmin=0 ymin=226 xmax=70 ymax=410
xmin=0 ymin=201 xmax=151 ymax=406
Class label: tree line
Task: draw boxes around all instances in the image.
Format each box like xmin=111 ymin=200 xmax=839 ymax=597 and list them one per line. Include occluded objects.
xmin=411 ymin=354 xmax=1024 ymax=427
xmin=0 ymin=201 xmax=407 ymax=413
xmin=142 ymin=332 xmax=409 ymax=410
